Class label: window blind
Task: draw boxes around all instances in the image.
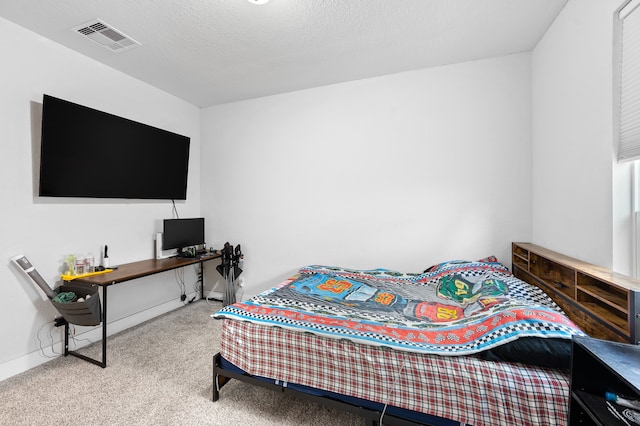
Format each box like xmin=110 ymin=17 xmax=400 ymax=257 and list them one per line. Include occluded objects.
xmin=617 ymin=0 xmax=640 ymax=162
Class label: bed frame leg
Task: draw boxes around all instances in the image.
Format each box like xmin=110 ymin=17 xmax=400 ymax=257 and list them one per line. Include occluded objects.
xmin=213 ymin=352 xmax=233 ymax=402
xmin=212 ymin=355 xmax=219 ymax=401
xmin=213 ymin=353 xmax=224 ymax=401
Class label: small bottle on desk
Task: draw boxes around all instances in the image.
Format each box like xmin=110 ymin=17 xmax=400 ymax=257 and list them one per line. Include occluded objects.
xmin=103 ymin=245 xmax=110 ymax=268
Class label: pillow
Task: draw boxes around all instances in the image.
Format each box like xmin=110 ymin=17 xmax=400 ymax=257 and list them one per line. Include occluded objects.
xmin=476 ymin=337 xmax=572 ymax=370
xmin=423 ymin=256 xmax=503 ymax=273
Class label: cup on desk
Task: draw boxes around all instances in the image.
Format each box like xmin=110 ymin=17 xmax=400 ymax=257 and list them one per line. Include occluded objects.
xmin=75 ymin=256 xmax=85 ymax=275
xmin=85 ymin=254 xmax=95 ymax=273
xmin=65 ymin=254 xmax=76 ymax=276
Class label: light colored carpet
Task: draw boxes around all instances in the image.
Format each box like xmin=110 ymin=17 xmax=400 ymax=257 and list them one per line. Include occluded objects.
xmin=0 ymin=300 xmax=362 ymax=426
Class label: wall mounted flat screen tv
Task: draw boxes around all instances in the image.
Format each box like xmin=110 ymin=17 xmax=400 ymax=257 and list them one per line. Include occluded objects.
xmin=38 ymin=94 xmax=191 ymax=200
xmin=162 ymin=218 xmax=205 ymax=251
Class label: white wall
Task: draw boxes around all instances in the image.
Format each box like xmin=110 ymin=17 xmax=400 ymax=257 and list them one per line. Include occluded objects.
xmin=531 ymin=0 xmax=626 ymax=271
xmin=0 ymin=17 xmax=202 ymax=380
xmin=201 ymin=53 xmax=533 ymax=298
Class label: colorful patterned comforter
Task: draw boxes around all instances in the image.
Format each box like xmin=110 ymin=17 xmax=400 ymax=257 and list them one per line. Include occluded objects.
xmin=214 ymin=258 xmax=586 ymax=355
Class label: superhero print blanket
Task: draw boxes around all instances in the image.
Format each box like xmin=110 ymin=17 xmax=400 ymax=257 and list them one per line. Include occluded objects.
xmin=214 ymin=258 xmax=586 ymax=355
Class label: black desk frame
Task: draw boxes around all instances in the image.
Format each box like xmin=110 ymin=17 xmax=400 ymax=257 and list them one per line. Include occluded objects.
xmin=63 ymin=254 xmax=221 ymax=368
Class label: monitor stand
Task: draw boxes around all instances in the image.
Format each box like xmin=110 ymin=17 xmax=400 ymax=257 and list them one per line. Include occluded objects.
xmin=177 ymin=247 xmax=197 ymax=258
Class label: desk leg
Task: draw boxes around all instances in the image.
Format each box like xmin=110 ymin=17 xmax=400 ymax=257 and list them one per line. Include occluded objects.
xmin=199 ymin=261 xmax=204 ymax=300
xmin=101 ymin=285 xmax=107 ymax=366
xmin=64 ymin=322 xmax=69 ymax=356
xmin=66 ymin=285 xmax=107 ymax=368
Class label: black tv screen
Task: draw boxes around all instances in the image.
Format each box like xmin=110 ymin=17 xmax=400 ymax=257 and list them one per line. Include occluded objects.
xmin=38 ymin=94 xmax=191 ymax=200
xmin=163 ymin=218 xmax=205 ymax=250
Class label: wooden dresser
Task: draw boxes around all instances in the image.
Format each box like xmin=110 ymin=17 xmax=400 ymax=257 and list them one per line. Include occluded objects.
xmin=512 ymin=242 xmax=640 ymax=344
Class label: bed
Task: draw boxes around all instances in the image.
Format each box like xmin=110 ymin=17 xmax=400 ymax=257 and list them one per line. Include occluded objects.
xmin=212 ymin=255 xmax=586 ymax=425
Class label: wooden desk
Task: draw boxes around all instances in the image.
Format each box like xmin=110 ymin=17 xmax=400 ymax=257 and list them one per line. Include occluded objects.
xmin=63 ymin=253 xmax=221 ymax=367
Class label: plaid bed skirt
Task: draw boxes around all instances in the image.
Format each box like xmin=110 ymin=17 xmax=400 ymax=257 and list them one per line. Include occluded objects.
xmin=220 ymin=319 xmax=570 ymax=426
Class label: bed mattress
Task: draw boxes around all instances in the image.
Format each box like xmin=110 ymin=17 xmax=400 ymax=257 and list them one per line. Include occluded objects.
xmin=220 ymin=318 xmax=570 ymax=426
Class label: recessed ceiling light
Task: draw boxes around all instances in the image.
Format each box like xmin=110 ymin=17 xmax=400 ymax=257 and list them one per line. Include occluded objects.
xmin=248 ymin=0 xmax=269 ymax=4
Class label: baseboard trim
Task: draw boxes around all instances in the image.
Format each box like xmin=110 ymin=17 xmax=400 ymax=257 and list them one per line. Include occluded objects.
xmin=0 ymin=294 xmax=196 ymax=383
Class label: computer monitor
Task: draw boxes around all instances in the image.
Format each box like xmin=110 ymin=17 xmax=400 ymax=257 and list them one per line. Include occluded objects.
xmin=162 ymin=218 xmax=205 ymax=251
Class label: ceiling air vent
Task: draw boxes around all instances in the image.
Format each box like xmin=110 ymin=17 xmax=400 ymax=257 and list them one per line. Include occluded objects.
xmin=72 ymin=19 xmax=140 ymax=52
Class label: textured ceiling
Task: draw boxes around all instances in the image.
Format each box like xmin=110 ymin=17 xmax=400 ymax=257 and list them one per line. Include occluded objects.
xmin=0 ymin=0 xmax=567 ymax=108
